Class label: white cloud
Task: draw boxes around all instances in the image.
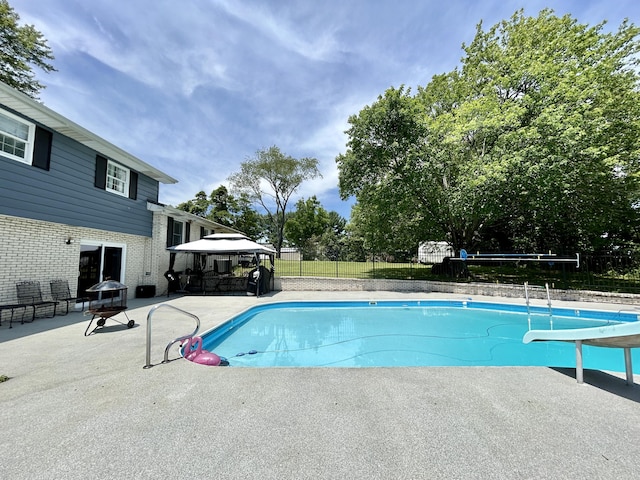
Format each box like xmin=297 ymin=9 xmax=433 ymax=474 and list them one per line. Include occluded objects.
xmin=9 ymin=0 xmax=640 ymax=221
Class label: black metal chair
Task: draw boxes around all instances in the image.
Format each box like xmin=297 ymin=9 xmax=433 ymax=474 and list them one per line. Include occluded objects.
xmin=16 ymin=280 xmax=58 ymax=321
xmin=50 ymin=279 xmax=87 ymax=315
xmin=0 ymin=303 xmax=28 ymax=328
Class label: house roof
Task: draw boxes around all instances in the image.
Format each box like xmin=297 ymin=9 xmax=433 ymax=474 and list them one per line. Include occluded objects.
xmin=146 ymin=202 xmax=243 ymax=234
xmin=0 ymin=81 xmax=177 ymax=184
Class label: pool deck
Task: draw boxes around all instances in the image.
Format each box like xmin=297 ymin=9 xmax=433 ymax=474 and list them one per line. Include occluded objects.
xmin=2 ymin=290 xmax=640 ymax=479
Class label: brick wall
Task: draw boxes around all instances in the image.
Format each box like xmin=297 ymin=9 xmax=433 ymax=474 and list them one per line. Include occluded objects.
xmin=0 ymin=213 xmax=150 ymax=305
xmin=151 ymin=211 xmax=170 ymax=296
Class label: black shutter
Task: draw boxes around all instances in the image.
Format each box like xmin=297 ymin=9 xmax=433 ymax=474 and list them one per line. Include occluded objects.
xmin=166 ymin=217 xmax=174 ymax=247
xmin=32 ymin=126 xmax=52 ymax=170
xmin=95 ymin=155 xmax=107 ymax=189
xmin=200 ymin=226 xmax=205 ymax=238
xmin=185 ymin=222 xmax=191 ymax=243
xmin=128 ymin=171 xmax=138 ymax=200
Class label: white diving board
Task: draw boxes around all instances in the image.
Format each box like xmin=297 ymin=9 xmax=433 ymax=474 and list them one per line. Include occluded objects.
xmin=523 ymin=321 xmax=640 ymax=385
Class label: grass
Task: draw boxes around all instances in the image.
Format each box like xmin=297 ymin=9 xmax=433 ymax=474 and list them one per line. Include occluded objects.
xmin=273 ymin=259 xmax=640 ymax=293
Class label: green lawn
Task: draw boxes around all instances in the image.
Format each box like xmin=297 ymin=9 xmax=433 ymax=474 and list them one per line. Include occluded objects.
xmin=272 ymin=259 xmax=640 ymax=293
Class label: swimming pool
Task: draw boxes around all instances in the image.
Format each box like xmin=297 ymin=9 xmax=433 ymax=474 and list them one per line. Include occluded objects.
xmin=196 ymin=300 xmax=640 ymax=370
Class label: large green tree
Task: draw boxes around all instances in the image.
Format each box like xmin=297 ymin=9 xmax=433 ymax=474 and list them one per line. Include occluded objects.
xmin=175 ymin=185 xmax=265 ymax=239
xmin=338 ymin=9 xmax=640 ymax=254
xmin=0 ymin=0 xmax=55 ymax=98
xmin=229 ymin=146 xmax=321 ymax=256
xmin=229 ymin=191 xmax=266 ymax=240
xmin=176 ymin=190 xmax=210 ymax=217
xmin=284 ymin=196 xmax=330 ymax=258
xmin=454 ymin=9 xmax=640 ymax=252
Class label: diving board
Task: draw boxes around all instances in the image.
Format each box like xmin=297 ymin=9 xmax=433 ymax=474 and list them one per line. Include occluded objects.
xmin=523 ymin=321 xmax=640 ymax=385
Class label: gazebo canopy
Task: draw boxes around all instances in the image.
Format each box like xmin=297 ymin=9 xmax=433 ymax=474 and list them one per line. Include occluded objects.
xmin=167 ymin=233 xmax=276 ymax=255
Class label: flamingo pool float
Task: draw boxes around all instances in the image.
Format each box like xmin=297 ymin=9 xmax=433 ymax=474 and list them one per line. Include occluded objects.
xmin=183 ymin=336 xmax=221 ymax=366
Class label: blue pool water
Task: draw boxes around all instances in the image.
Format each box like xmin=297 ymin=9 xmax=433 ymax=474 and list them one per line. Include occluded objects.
xmin=197 ymin=300 xmax=640 ymax=370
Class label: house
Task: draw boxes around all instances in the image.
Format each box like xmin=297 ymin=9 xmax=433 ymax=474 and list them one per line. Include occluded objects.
xmin=147 ymin=202 xmax=240 ymax=294
xmin=280 ymin=247 xmax=301 ymax=261
xmin=0 ymin=81 xmax=233 ymax=304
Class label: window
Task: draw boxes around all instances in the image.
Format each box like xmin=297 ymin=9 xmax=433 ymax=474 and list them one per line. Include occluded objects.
xmin=0 ymin=109 xmax=35 ymax=164
xmin=167 ymin=217 xmax=188 ymax=247
xmin=169 ymin=219 xmax=183 ymax=246
xmin=106 ymin=160 xmax=129 ymax=196
xmin=95 ymin=155 xmax=138 ymax=199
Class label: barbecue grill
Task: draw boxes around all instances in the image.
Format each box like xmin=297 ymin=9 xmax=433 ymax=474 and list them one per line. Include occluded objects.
xmin=84 ymin=280 xmax=134 ymax=336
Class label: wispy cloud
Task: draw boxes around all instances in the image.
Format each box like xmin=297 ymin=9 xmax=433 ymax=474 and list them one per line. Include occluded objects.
xmin=9 ymin=0 xmax=640 ymax=218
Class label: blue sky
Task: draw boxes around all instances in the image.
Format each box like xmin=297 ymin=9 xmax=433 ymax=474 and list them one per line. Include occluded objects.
xmin=10 ymin=0 xmax=640 ymax=219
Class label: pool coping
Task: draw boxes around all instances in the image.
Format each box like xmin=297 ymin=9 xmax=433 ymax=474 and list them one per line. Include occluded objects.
xmin=1 ymin=290 xmax=640 ymax=479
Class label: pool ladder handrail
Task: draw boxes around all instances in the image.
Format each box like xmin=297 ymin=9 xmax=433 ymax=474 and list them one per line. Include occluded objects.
xmin=524 ymin=282 xmax=531 ymax=330
xmin=524 ymin=282 xmax=554 ymax=330
xmin=545 ymin=283 xmax=553 ymax=330
xmin=144 ymin=303 xmax=200 ymax=369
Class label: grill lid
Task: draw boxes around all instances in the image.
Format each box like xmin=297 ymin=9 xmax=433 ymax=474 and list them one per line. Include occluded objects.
xmin=86 ymin=280 xmax=128 ymax=292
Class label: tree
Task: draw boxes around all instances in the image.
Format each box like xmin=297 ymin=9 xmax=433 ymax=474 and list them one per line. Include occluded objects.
xmin=456 ymin=9 xmax=640 ymax=252
xmin=284 ymin=196 xmax=330 ymax=258
xmin=176 ymin=190 xmax=210 ymax=217
xmin=316 ymin=210 xmax=349 ymax=260
xmin=338 ymin=10 xmax=640 ymax=254
xmin=0 ymin=0 xmax=56 ymax=98
xmin=229 ymin=146 xmax=321 ymax=256
xmin=228 ymin=192 xmax=266 ymax=240
xmin=337 ymin=86 xmax=457 ymax=251
xmin=208 ymin=185 xmax=234 ymax=226
xmin=175 ymin=185 xmax=265 ymax=238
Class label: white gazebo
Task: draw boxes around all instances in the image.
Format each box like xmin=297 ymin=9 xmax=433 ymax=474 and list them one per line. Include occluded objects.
xmin=166 ymin=234 xmax=276 ymax=296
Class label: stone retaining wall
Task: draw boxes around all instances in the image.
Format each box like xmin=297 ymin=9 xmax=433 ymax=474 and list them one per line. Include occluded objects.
xmin=275 ymin=276 xmax=640 ymax=305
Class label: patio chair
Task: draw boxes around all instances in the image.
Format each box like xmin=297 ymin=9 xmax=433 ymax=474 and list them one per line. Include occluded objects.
xmin=50 ymin=279 xmax=88 ymax=315
xmin=16 ymin=280 xmax=58 ymax=321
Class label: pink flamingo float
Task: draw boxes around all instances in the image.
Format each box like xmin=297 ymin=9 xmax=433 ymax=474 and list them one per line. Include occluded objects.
xmin=183 ymin=336 xmax=221 ymax=366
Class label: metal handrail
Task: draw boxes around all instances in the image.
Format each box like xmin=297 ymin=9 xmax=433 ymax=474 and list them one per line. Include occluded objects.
xmin=545 ymin=283 xmax=553 ymax=329
xmin=163 ymin=334 xmax=194 ymax=365
xmin=144 ymin=303 xmax=200 ymax=369
xmin=524 ymin=282 xmax=531 ymax=330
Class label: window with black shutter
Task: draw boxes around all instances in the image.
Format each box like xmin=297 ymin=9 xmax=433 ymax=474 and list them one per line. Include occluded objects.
xmin=95 ymin=154 xmax=138 ymax=200
xmin=166 ymin=217 xmax=184 ymax=247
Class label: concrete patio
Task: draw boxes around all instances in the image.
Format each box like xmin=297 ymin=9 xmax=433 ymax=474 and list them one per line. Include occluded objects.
xmin=1 ymin=291 xmax=639 ymax=479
